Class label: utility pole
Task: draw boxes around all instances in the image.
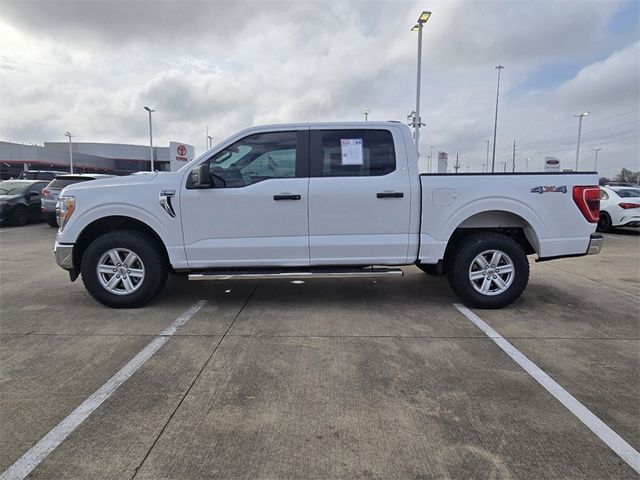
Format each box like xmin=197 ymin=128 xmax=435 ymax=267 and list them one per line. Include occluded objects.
xmin=64 ymin=131 xmax=74 ymax=174
xmin=364 ymin=109 xmax=369 ymax=121
xmin=525 ymin=157 xmax=529 ymax=172
xmin=511 ymin=139 xmax=516 ymax=172
xmin=454 ymin=154 xmax=460 ymax=173
xmin=491 ymin=65 xmax=504 ymax=173
xmin=208 ymin=135 xmax=213 ymax=149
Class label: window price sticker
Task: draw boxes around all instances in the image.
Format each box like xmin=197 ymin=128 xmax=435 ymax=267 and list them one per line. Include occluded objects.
xmin=340 ymin=138 xmax=363 ymax=165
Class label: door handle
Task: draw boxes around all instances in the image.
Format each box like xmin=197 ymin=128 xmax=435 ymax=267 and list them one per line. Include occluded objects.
xmin=376 ymin=192 xmax=404 ymax=199
xmin=273 ymin=194 xmax=301 ymax=201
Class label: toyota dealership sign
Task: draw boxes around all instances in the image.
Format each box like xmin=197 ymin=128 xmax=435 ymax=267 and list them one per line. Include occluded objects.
xmin=169 ymin=142 xmax=195 ymax=171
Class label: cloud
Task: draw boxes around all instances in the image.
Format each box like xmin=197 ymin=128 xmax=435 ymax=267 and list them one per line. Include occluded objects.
xmin=0 ymin=0 xmax=637 ymax=178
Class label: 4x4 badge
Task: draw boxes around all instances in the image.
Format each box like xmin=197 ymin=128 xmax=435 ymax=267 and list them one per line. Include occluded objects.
xmin=531 ymin=185 xmax=567 ymax=194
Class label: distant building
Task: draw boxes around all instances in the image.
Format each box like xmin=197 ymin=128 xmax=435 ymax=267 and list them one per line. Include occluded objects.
xmin=0 ymin=140 xmax=195 ymax=179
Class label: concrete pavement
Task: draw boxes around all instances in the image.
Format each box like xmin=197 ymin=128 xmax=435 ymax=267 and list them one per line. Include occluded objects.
xmin=1 ymin=223 xmax=638 ymax=479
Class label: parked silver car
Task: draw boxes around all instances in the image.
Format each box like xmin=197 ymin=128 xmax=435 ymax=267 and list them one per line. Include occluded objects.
xmin=41 ymin=174 xmax=115 ymax=227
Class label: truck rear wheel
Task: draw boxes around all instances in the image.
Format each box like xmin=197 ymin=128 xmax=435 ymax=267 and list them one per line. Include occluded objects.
xmin=447 ymin=232 xmax=529 ymax=309
xmin=81 ymin=230 xmax=168 ymax=308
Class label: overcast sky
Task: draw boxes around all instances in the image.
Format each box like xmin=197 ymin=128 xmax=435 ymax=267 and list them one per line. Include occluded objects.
xmin=1 ymin=0 xmax=638 ymax=177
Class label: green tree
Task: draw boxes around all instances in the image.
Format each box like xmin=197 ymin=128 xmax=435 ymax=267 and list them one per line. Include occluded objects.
xmin=614 ymin=168 xmax=640 ymax=184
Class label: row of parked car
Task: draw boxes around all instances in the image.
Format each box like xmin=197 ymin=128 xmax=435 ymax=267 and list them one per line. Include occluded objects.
xmin=0 ymin=172 xmax=638 ymax=231
xmin=0 ymin=172 xmax=113 ymax=227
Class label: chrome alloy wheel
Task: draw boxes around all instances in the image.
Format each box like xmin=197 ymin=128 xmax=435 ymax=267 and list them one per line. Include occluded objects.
xmin=468 ymin=249 xmax=514 ymax=296
xmin=96 ymin=248 xmax=145 ymax=295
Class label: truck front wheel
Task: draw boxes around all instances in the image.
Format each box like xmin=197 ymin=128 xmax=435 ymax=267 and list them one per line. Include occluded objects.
xmin=80 ymin=230 xmax=168 ymax=308
xmin=447 ymin=232 xmax=529 ymax=309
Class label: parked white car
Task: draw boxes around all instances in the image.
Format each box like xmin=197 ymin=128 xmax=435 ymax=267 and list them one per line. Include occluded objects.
xmin=598 ymin=186 xmax=640 ymax=232
xmin=53 ymin=122 xmax=603 ymax=309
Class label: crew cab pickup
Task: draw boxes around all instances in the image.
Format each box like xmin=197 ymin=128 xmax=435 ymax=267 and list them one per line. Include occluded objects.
xmin=53 ymin=122 xmax=603 ymax=308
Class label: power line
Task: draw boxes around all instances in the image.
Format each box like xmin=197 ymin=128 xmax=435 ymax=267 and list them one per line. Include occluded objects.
xmin=532 ymin=133 xmax=639 ymax=155
xmin=515 ymin=120 xmax=640 ymax=148
xmin=494 ymin=128 xmax=640 ymax=156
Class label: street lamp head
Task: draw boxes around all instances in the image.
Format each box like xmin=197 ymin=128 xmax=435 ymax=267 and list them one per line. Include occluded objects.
xmin=495 ymin=65 xmax=504 ymax=70
xmin=574 ymin=111 xmax=589 ymax=118
xmin=418 ymin=11 xmax=431 ymax=23
xmin=144 ymin=106 xmax=155 ymax=113
xmin=411 ymin=24 xmax=420 ymax=32
xmin=364 ymin=109 xmax=369 ymax=115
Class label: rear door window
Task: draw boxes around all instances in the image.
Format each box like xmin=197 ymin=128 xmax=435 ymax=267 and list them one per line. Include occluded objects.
xmin=311 ymin=129 xmax=396 ymax=177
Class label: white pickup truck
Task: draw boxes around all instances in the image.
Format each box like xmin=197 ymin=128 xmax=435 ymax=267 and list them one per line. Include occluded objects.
xmin=54 ymin=122 xmax=603 ymax=309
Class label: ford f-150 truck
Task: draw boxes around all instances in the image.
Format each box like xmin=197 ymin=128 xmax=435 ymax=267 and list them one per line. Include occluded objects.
xmin=53 ymin=122 xmax=603 ymax=309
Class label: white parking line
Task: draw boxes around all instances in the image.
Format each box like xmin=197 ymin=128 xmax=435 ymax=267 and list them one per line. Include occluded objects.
xmin=453 ymin=303 xmax=640 ymax=475
xmin=0 ymin=300 xmax=207 ymax=480
xmin=0 ymin=225 xmax=46 ymax=234
xmin=603 ymin=235 xmax=619 ymax=240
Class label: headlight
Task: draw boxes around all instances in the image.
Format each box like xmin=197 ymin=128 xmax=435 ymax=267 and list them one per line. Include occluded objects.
xmin=56 ymin=195 xmax=75 ymax=231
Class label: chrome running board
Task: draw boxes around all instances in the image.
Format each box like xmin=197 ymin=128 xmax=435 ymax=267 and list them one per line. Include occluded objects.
xmin=188 ymin=267 xmax=404 ymax=281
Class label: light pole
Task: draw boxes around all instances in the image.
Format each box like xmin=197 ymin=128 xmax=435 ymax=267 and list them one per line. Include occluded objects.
xmin=573 ymin=111 xmax=589 ymax=171
xmin=411 ymin=11 xmax=431 ymax=159
xmin=486 ymin=140 xmax=490 ymax=170
xmin=429 ymin=145 xmax=434 ymax=173
xmin=593 ymin=148 xmax=602 ymax=171
xmin=525 ymin=157 xmax=529 ymax=172
xmin=364 ymin=109 xmax=369 ymax=121
xmin=144 ymin=106 xmax=155 ymax=171
xmin=208 ymin=135 xmax=213 ymax=149
xmin=491 ymin=65 xmax=504 ymax=173
xmin=64 ymin=131 xmax=74 ymax=174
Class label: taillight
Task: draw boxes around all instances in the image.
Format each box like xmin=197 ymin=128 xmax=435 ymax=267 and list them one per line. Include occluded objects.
xmin=619 ymin=202 xmax=640 ymax=209
xmin=42 ymin=188 xmax=50 ymax=196
xmin=572 ymin=186 xmax=600 ymax=223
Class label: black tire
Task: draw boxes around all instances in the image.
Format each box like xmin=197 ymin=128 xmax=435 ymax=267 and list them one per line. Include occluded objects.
xmin=597 ymin=212 xmax=613 ymax=233
xmin=417 ymin=263 xmax=442 ymax=275
xmin=44 ymin=213 xmax=58 ymax=228
xmin=81 ymin=230 xmax=168 ymax=308
xmin=10 ymin=206 xmax=28 ymax=226
xmin=447 ymin=232 xmax=529 ymax=309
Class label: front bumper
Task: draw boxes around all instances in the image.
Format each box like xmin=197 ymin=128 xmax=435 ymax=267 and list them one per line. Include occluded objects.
xmin=586 ymin=233 xmax=603 ymax=255
xmin=54 ymin=241 xmax=74 ymax=270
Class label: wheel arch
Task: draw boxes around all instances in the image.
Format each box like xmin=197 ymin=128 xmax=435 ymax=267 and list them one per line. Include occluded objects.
xmin=440 ymin=210 xmax=539 ymax=274
xmin=73 ymin=216 xmax=170 ymax=272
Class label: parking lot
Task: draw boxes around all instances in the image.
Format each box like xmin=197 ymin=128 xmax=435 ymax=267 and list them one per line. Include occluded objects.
xmin=0 ymin=224 xmax=638 ymax=479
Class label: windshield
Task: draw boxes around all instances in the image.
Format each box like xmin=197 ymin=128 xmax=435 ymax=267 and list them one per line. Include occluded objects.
xmin=49 ymin=178 xmax=91 ymax=190
xmin=615 ymin=188 xmax=640 ymax=198
xmin=0 ymin=182 xmax=29 ymax=195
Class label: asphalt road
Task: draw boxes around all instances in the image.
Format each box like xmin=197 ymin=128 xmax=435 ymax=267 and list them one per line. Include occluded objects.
xmin=1 ymin=224 xmax=638 ymax=479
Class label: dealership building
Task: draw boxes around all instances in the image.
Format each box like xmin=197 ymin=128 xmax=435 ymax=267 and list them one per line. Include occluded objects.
xmin=0 ymin=140 xmax=196 ymax=179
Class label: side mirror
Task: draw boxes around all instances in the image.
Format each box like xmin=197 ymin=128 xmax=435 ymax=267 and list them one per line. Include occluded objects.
xmin=188 ymin=164 xmax=212 ymax=188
